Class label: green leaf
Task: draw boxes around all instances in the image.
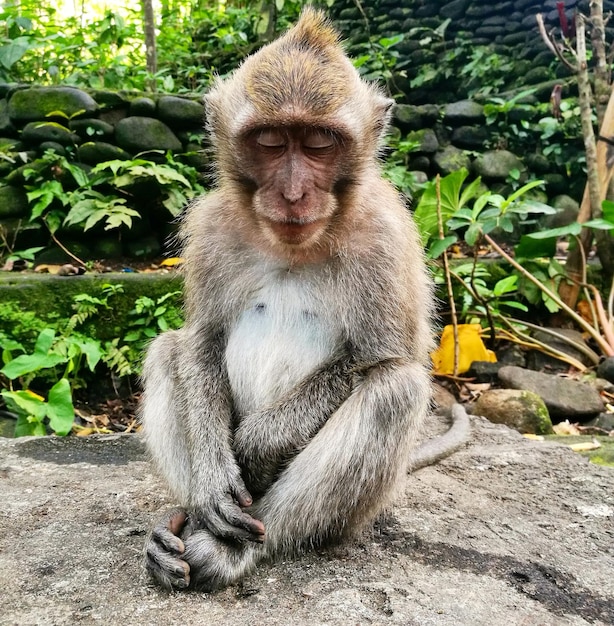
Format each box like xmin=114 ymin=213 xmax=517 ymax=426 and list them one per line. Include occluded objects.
xmin=75 ymin=338 xmax=102 ymax=371
xmin=602 ymin=199 xmax=614 ymax=222
xmin=14 ymin=413 xmax=46 ymax=437
xmin=515 ymin=234 xmax=556 ymax=259
xmin=508 ymin=200 xmax=556 ymax=216
xmin=46 ymin=378 xmax=74 ymax=436
xmin=428 ymin=235 xmax=458 ymax=259
xmin=0 ymin=352 xmax=64 ymax=379
xmin=499 ymin=300 xmax=529 ymax=312
xmin=0 ymin=37 xmax=31 ymax=69
xmin=1 ymin=389 xmax=47 ymax=420
xmin=414 ymin=168 xmax=476 ymax=244
xmin=64 ymin=199 xmax=98 ymax=227
xmin=379 ymin=34 xmax=404 ymax=48
xmin=584 ymin=218 xmax=614 ymax=230
xmin=493 ymin=275 xmax=518 ymax=296
xmin=35 ymin=329 xmax=56 ymax=354
xmin=465 ymin=222 xmax=482 ymax=246
xmin=501 ymin=179 xmax=545 ymax=208
xmin=525 ymin=222 xmax=582 ymax=239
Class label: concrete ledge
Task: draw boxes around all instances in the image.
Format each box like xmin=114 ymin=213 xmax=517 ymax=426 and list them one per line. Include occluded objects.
xmin=1 ymin=417 xmax=613 ymax=625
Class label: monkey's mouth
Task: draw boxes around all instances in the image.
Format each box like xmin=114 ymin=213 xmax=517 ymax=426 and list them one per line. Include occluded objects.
xmin=266 ymin=217 xmax=326 ymax=245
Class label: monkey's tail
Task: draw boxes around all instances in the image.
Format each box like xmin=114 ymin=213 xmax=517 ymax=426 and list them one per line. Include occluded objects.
xmin=408 ymin=404 xmax=471 ymax=472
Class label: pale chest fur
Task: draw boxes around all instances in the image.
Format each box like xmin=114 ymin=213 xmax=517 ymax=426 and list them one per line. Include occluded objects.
xmin=224 ymin=271 xmax=341 ymax=416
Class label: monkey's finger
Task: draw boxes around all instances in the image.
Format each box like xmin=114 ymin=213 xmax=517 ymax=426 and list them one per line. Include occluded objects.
xmin=233 ymin=486 xmax=253 ymax=508
xmin=167 ymin=509 xmax=188 ymax=535
xmin=145 ymin=544 xmax=191 ymax=590
xmin=221 ymin=503 xmax=266 ymax=539
xmin=151 ymin=525 xmax=186 ymax=554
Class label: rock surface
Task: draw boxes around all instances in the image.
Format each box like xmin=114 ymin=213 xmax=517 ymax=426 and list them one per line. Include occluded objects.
xmin=1 ymin=416 xmax=613 ymax=626
xmin=498 ymin=365 xmax=605 ymax=420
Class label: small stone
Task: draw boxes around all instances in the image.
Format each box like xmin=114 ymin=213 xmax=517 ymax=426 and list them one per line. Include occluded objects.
xmin=158 ymin=96 xmax=204 ymax=129
xmin=0 ymin=185 xmax=29 ymax=218
xmin=597 ymin=356 xmax=614 ymax=384
xmin=130 ymin=97 xmax=157 ymax=117
xmin=474 ymin=389 xmax=553 ymax=434
xmin=115 ymin=117 xmax=182 ymax=153
xmin=432 ymin=145 xmax=471 ymax=176
xmin=466 ymin=360 xmax=501 ymax=383
xmin=8 ymin=86 xmax=97 ymax=122
xmin=443 ymin=100 xmax=484 ymax=124
xmin=21 ymin=121 xmax=80 ymax=146
xmin=498 ymin=365 xmax=604 ymax=420
xmin=473 ymin=150 xmax=525 ymax=180
xmin=406 ymin=128 xmax=439 ymax=154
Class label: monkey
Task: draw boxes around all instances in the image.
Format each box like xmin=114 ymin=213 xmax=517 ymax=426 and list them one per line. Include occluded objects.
xmin=140 ymin=8 xmax=469 ymax=592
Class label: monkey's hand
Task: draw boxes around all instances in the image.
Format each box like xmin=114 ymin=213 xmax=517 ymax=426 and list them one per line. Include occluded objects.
xmin=144 ymin=507 xmax=191 ymax=590
xmin=191 ymin=478 xmax=266 ymax=544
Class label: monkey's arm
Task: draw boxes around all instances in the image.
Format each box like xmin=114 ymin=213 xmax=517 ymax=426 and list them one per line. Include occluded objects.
xmin=234 ymin=353 xmax=356 ymax=494
xmin=142 ymin=327 xmax=266 ymax=589
xmin=252 ymin=358 xmax=431 ymax=551
xmin=142 ymin=328 xmax=265 ymax=542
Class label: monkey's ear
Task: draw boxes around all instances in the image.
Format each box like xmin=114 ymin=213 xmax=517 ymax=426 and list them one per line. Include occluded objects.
xmin=373 ymin=96 xmax=395 ymax=141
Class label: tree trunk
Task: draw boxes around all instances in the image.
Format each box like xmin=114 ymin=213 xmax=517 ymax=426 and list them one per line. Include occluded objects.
xmin=142 ymin=0 xmax=157 ymax=92
xmin=559 ymin=11 xmax=614 ymax=308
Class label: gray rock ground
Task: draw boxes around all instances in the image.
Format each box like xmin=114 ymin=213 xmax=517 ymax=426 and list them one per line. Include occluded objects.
xmin=1 ymin=416 xmax=613 ymax=626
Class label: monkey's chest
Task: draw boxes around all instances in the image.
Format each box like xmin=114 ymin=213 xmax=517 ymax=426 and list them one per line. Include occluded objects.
xmin=225 ymin=284 xmax=340 ymax=416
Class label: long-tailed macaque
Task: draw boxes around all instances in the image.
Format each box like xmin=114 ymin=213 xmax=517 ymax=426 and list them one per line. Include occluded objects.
xmin=141 ymin=8 xmax=468 ymax=591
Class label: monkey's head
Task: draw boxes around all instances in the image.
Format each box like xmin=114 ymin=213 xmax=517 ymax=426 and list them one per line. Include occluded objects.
xmin=204 ymin=8 xmax=393 ymax=254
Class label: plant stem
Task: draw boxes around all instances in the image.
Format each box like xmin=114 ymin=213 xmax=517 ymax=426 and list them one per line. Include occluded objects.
xmin=483 ymin=233 xmax=614 ymax=356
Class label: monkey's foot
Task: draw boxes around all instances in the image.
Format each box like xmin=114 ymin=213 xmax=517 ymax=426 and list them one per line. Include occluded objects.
xmin=144 ymin=507 xmax=191 ymax=590
xmin=182 ymin=530 xmax=260 ymax=591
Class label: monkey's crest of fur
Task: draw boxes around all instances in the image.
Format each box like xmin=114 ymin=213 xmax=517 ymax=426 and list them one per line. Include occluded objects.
xmin=205 ymin=8 xmax=392 ymax=161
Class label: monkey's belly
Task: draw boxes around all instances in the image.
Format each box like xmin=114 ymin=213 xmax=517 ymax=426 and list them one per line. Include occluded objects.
xmin=225 ymin=290 xmax=339 ymax=416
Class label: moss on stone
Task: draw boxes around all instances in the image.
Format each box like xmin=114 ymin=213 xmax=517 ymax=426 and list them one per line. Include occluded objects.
xmin=0 ymin=273 xmax=183 ymax=342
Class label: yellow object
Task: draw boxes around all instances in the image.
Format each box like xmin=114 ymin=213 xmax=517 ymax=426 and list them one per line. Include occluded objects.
xmin=160 ymin=257 xmax=184 ymax=267
xmin=431 ymin=324 xmax=497 ymax=376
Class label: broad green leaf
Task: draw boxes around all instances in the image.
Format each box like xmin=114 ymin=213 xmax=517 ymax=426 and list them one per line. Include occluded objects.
xmin=1 ymin=389 xmax=47 ymax=419
xmin=602 ymin=199 xmax=614 ymax=221
xmin=47 ymin=379 xmax=74 ymax=436
xmin=526 ymin=222 xmax=582 ymax=239
xmin=465 ymin=222 xmax=482 ymax=246
xmin=0 ymin=352 xmax=64 ymax=379
xmin=14 ymin=413 xmax=47 ymax=437
xmin=508 ymin=200 xmax=556 ymax=216
xmin=515 ymin=234 xmax=556 ymax=259
xmin=493 ymin=275 xmax=518 ymax=296
xmin=75 ymin=338 xmax=103 ymax=371
xmin=64 ymin=199 xmax=98 ymax=227
xmin=35 ymin=329 xmax=56 ymax=354
xmin=584 ymin=218 xmax=614 ymax=230
xmin=0 ymin=37 xmax=31 ymax=69
xmin=414 ymin=168 xmax=475 ymax=244
xmin=427 ymin=235 xmax=458 ymax=259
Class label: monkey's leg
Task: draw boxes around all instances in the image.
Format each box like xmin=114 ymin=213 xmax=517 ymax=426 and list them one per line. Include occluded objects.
xmin=141 ymin=330 xmax=264 ymax=590
xmin=253 ymin=360 xmax=431 ymax=554
xmin=234 ymin=353 xmax=356 ymax=494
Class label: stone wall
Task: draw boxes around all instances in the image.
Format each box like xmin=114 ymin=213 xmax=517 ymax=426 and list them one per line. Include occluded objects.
xmin=0 ymin=2 xmax=606 ymax=260
xmin=0 ymin=85 xmax=207 ymax=261
xmin=331 ymin=0 xmax=614 ymax=104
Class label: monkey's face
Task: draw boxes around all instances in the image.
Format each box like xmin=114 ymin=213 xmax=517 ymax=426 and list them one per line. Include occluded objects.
xmin=240 ymin=125 xmax=343 ymax=247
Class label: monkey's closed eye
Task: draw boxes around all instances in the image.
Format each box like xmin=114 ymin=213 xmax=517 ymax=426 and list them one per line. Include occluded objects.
xmin=303 ymin=129 xmax=335 ymax=151
xmin=256 ymin=129 xmax=286 ymax=148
